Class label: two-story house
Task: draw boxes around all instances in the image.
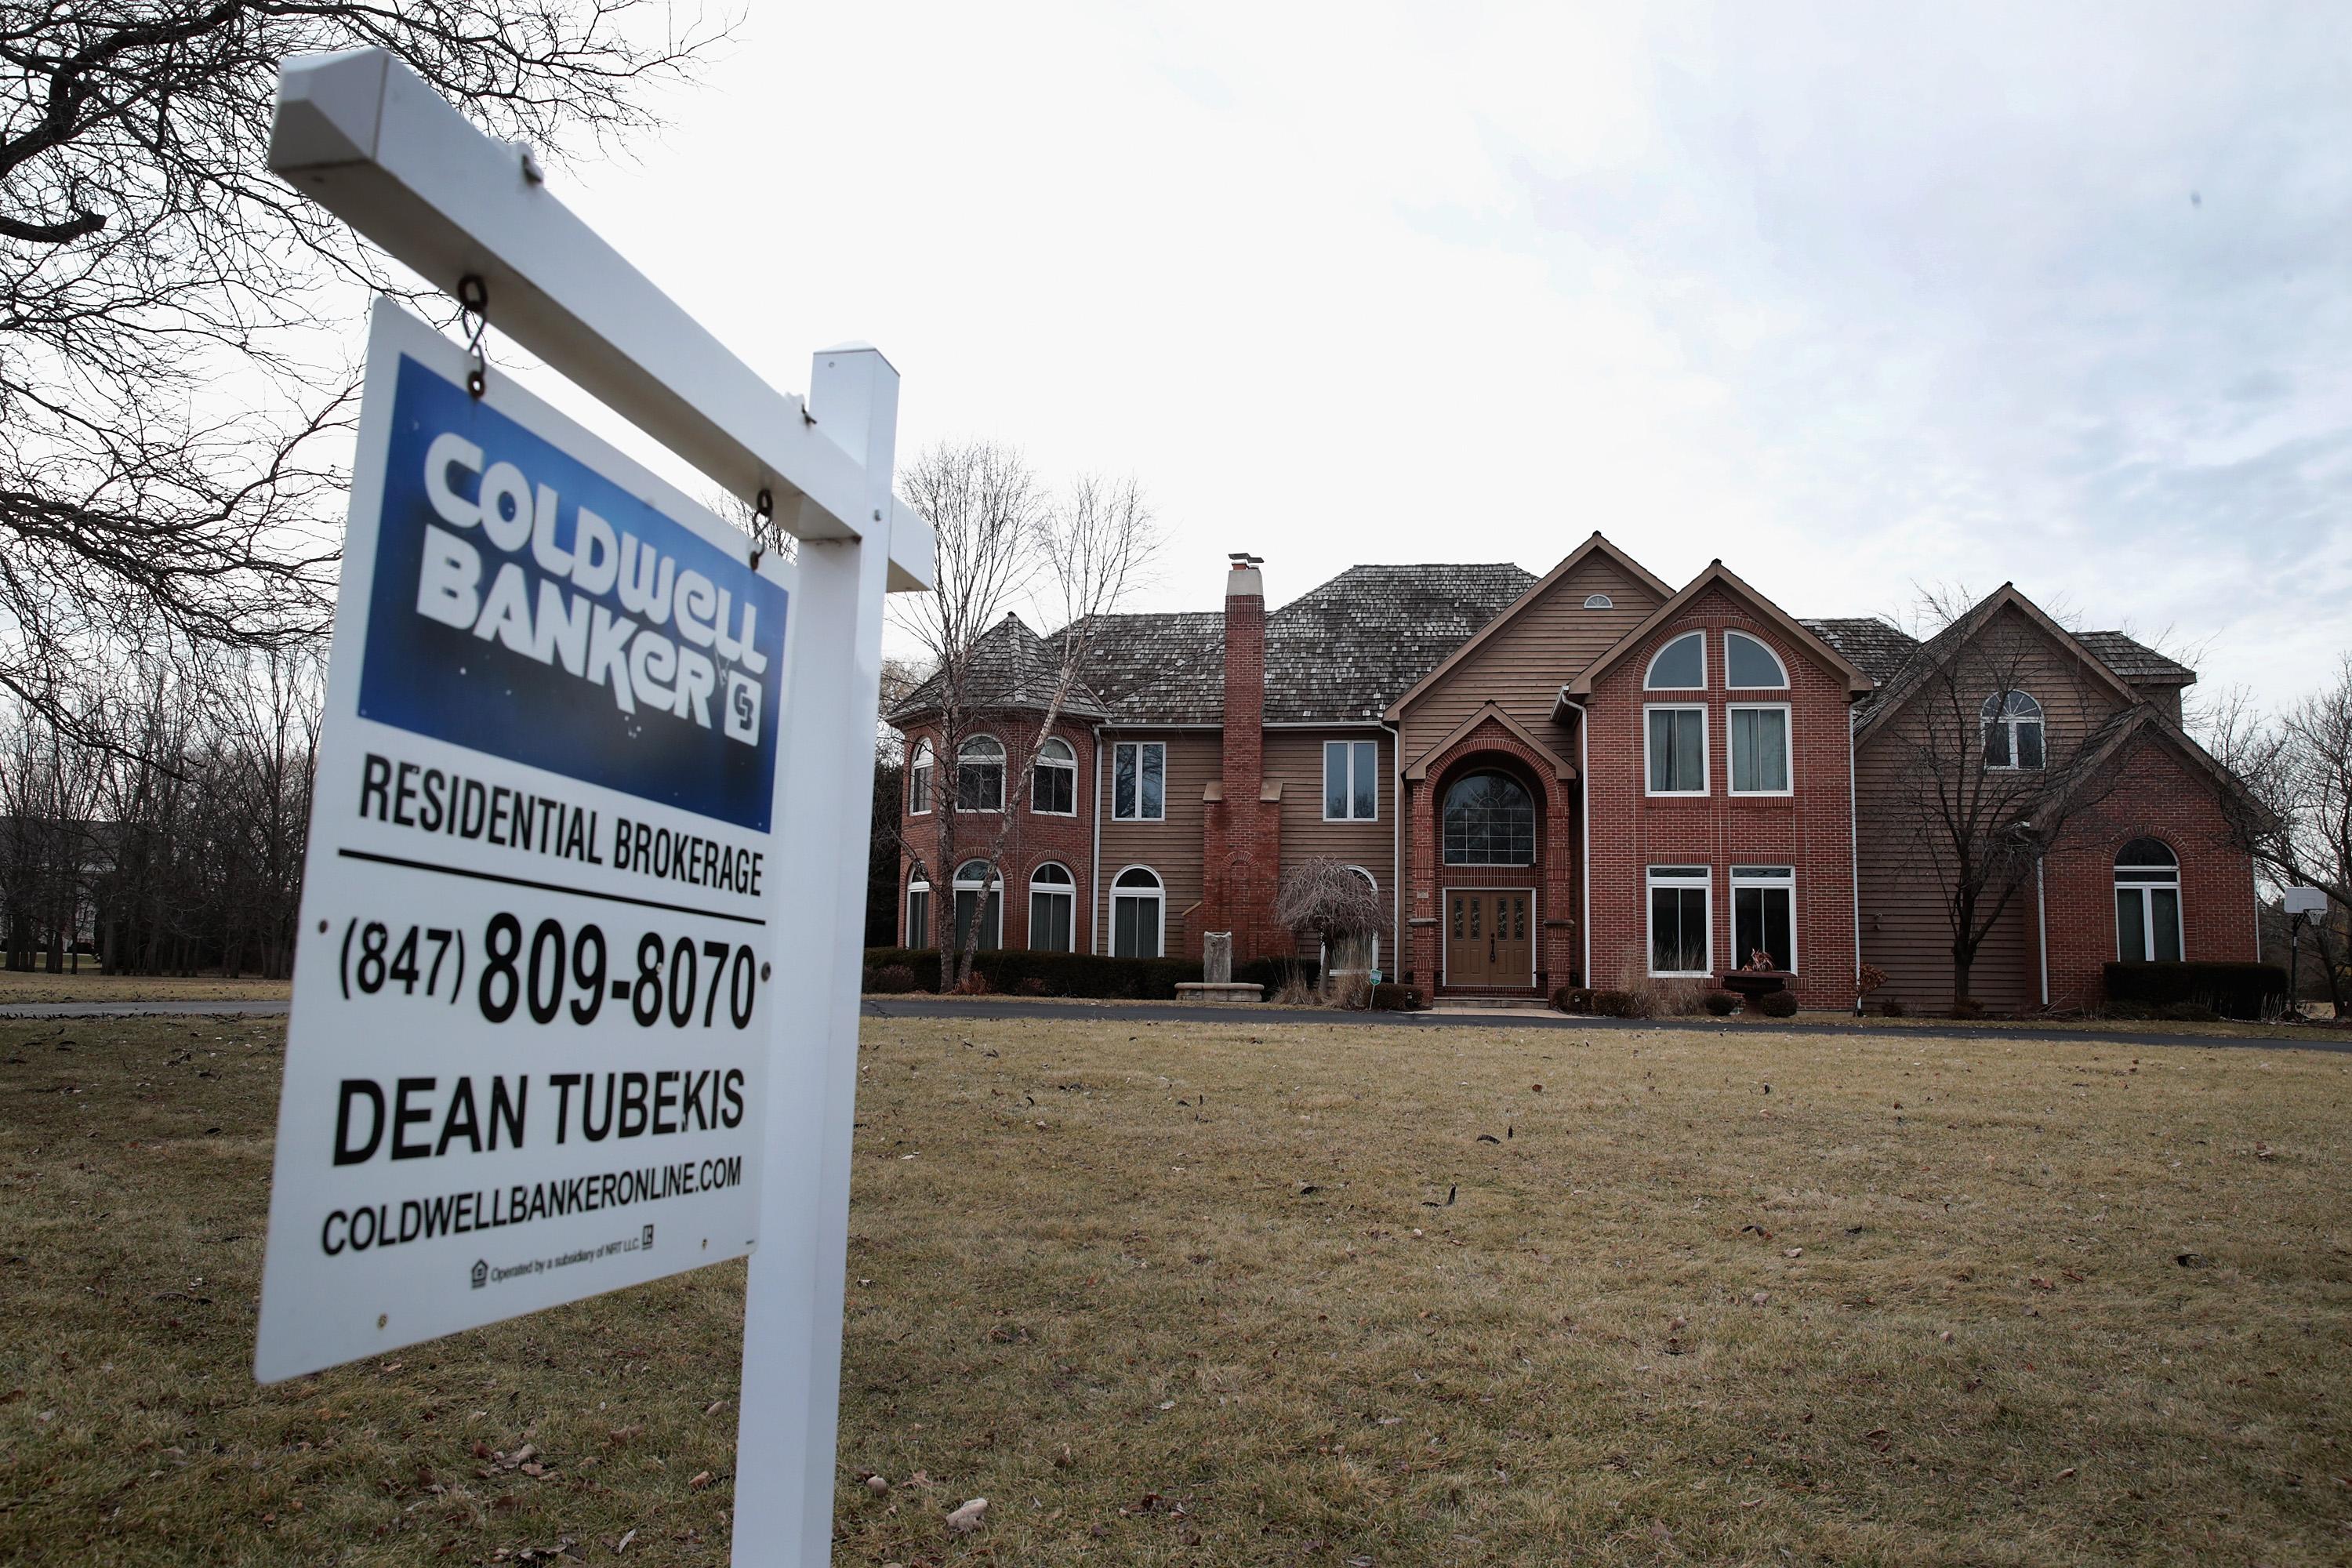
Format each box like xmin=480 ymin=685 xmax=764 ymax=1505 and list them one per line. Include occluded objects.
xmin=889 ymin=535 xmax=2259 ymax=1011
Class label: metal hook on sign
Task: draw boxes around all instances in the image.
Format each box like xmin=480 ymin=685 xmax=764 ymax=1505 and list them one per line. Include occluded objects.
xmin=458 ymin=274 xmax=489 ymax=398
xmin=747 ymin=487 xmax=775 ymax=571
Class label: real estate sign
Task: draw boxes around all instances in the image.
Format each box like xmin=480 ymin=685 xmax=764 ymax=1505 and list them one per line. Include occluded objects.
xmin=255 ymin=299 xmax=794 ymax=1382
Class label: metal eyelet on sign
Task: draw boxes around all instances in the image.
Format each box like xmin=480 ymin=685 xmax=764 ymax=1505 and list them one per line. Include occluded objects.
xmin=459 ymin=274 xmax=489 ymax=398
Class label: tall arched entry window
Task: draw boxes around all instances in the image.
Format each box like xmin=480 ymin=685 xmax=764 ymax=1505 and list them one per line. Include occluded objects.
xmin=1443 ymin=771 xmax=1536 ymax=866
xmin=953 ymin=859 xmax=1002 ymax=952
xmin=1111 ymin=866 xmax=1163 ymax=958
xmin=2114 ymin=838 xmax=2182 ymax=963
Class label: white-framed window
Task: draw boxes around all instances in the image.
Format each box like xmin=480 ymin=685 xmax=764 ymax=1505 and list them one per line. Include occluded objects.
xmin=1646 ymin=866 xmax=1711 ymax=977
xmin=2114 ymin=838 xmax=2183 ymax=963
xmin=1442 ymin=771 xmax=1536 ymax=865
xmin=1032 ymin=737 xmax=1077 ymax=815
xmin=1644 ymin=630 xmax=1705 ymax=690
xmin=1644 ymin=704 xmax=1708 ymax=795
xmin=907 ymin=739 xmax=933 ymax=815
xmin=1584 ymin=593 xmax=1613 ymax=610
xmin=1112 ymin=740 xmax=1165 ymax=821
xmin=1323 ymin=739 xmax=1379 ymax=821
xmin=1319 ymin=866 xmax=1383 ymax=978
xmin=1725 ymin=631 xmax=1788 ymax=689
xmin=1726 ymin=703 xmax=1792 ymax=795
xmin=956 ymin=735 xmax=1005 ymax=811
xmin=1028 ymin=861 xmax=1076 ymax=952
xmin=1111 ymin=866 xmax=1163 ymax=958
xmin=951 ymin=859 xmax=1003 ymax=951
xmin=1981 ymin=691 xmax=2045 ymax=771
xmin=906 ymin=863 xmax=931 ymax=948
xmin=1731 ymin=865 xmax=1796 ymax=971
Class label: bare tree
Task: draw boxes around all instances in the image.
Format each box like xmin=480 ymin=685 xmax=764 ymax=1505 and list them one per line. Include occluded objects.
xmin=2206 ymin=662 xmax=2352 ymax=1011
xmin=0 ymin=3 xmax=724 ymax=741
xmin=1276 ymin=858 xmax=1384 ymax=996
xmin=1872 ymin=588 xmax=2136 ymax=1009
xmin=890 ymin=444 xmax=1156 ymax=989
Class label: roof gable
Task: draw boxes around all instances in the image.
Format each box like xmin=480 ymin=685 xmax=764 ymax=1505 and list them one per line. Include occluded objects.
xmin=1852 ymin=584 xmax=2141 ymax=738
xmin=1381 ymin=533 xmax=1672 ymax=720
xmin=1565 ymin=561 xmax=1873 ymax=698
xmin=1403 ymin=702 xmax=1576 ymax=782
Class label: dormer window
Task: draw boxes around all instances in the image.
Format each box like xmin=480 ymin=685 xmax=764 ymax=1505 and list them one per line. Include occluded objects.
xmin=1643 ymin=631 xmax=1704 ymax=690
xmin=1981 ymin=691 xmax=2045 ymax=771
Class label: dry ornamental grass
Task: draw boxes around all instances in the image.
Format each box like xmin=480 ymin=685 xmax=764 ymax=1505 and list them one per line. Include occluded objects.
xmin=2 ymin=1013 xmax=2348 ymax=1564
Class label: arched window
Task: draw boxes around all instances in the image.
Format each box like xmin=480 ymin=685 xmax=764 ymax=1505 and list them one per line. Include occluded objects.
xmin=1031 ymin=737 xmax=1077 ymax=815
xmin=1028 ymin=862 xmax=1076 ymax=952
xmin=906 ymin=862 xmax=931 ymax=948
xmin=1725 ymin=631 xmax=1788 ymax=689
xmin=1981 ymin=691 xmax=2045 ymax=771
xmin=906 ymin=740 xmax=933 ymax=815
xmin=956 ymin=735 xmax=1005 ymax=811
xmin=1111 ymin=866 xmax=1163 ymax=958
xmin=2114 ymin=838 xmax=2182 ymax=964
xmin=1443 ymin=771 xmax=1536 ymax=865
xmin=1644 ymin=630 xmax=1704 ymax=690
xmin=1584 ymin=593 xmax=1614 ymax=610
xmin=952 ymin=858 xmax=1002 ymax=952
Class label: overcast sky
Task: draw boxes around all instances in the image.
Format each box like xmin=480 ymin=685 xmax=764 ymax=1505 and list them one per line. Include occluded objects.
xmin=525 ymin=2 xmax=2351 ymax=713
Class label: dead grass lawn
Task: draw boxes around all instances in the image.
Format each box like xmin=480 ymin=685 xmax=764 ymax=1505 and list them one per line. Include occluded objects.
xmin=1 ymin=1014 xmax=2347 ymax=1565
xmin=0 ymin=968 xmax=291 ymax=1004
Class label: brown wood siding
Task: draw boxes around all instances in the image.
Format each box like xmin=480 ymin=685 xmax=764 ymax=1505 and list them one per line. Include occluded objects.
xmin=1853 ymin=604 xmax=2139 ymax=1011
xmin=1098 ymin=729 xmax=1219 ymax=956
xmin=1264 ymin=728 xmax=1396 ymax=952
xmin=1401 ymin=557 xmax=1662 ymax=764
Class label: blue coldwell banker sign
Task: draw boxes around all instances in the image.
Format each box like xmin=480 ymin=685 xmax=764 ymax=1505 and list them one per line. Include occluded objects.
xmin=359 ymin=355 xmax=788 ymax=832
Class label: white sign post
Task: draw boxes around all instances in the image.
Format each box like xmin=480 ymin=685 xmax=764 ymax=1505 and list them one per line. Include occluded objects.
xmin=257 ymin=49 xmax=931 ymax=1566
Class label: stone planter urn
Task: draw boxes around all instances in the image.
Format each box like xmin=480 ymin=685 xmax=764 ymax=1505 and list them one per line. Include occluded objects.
xmin=1717 ymin=968 xmax=1795 ymax=1015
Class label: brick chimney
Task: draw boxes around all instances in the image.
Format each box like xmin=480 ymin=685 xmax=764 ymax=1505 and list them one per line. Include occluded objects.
xmin=1204 ymin=554 xmax=1279 ymax=961
xmin=1221 ymin=554 xmax=1265 ymax=806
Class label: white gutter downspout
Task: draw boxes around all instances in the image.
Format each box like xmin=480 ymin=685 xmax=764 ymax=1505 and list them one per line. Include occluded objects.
xmin=2036 ymin=857 xmax=2050 ymax=1008
xmin=1091 ymin=729 xmax=1105 ymax=955
xmin=1849 ymin=714 xmax=1863 ymax=1016
xmin=1559 ymin=690 xmax=1592 ymax=989
xmin=1381 ymin=719 xmax=1403 ymax=982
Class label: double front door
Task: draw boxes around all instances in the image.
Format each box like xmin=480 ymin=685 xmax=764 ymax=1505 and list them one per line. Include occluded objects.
xmin=1446 ymin=888 xmax=1531 ymax=988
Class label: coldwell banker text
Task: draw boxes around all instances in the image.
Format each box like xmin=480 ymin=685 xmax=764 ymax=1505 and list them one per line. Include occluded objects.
xmin=414 ymin=429 xmax=769 ymax=742
xmin=354 ymin=354 xmax=789 ymax=833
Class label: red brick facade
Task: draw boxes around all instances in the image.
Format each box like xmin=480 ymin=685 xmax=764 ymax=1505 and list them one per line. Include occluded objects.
xmin=890 ymin=543 xmax=2259 ymax=1012
xmin=1578 ymin=586 xmax=1861 ymax=1009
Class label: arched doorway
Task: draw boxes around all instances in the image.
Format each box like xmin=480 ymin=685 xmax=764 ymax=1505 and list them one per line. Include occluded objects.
xmin=1439 ymin=767 xmax=1538 ymax=988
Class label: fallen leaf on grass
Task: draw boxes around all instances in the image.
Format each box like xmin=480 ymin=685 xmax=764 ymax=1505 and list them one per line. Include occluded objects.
xmin=615 ymin=1528 xmax=636 ymax=1553
xmin=688 ymin=1470 xmax=712 ymax=1490
xmin=946 ymin=1497 xmax=988 ymax=1534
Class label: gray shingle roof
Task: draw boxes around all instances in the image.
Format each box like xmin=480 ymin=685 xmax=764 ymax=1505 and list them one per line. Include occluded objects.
xmin=2076 ymin=631 xmax=2195 ymax=684
xmin=891 ymin=573 xmax=2196 ymax=732
xmin=1798 ymin=618 xmax=1920 ymax=685
xmin=1266 ymin=564 xmax=1535 ymax=723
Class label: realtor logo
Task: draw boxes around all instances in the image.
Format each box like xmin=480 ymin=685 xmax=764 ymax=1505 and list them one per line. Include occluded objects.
xmin=724 ymin=671 xmax=760 ymax=745
xmin=641 ymin=1224 xmax=656 ymax=1251
xmin=470 ymin=1258 xmax=488 ymax=1290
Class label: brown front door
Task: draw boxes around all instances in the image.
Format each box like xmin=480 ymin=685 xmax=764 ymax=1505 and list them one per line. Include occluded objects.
xmin=1445 ymin=889 xmax=1532 ymax=988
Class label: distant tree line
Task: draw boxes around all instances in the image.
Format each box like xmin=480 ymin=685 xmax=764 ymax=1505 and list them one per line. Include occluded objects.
xmin=0 ymin=644 xmax=320 ymax=978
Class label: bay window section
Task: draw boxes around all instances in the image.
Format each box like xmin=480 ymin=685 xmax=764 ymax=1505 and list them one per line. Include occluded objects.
xmin=1032 ymin=737 xmax=1077 ymax=815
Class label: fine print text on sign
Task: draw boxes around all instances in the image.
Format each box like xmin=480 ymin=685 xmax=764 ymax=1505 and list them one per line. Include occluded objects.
xmin=256 ymin=299 xmax=793 ymax=1382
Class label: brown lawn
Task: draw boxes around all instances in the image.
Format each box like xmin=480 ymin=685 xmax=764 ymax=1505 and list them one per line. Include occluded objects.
xmin=2 ymin=1013 xmax=2347 ymax=1565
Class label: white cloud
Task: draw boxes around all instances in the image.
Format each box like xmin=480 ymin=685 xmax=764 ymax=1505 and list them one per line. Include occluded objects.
xmin=506 ymin=1 xmax=2351 ymax=710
